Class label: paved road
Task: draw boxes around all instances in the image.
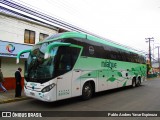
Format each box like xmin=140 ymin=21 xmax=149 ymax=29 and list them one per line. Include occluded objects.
xmin=0 ymin=78 xmax=160 ymax=120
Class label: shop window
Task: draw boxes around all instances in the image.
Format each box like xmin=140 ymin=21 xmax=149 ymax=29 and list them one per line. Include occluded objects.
xmin=24 ymin=29 xmax=35 ymax=44
xmin=39 ymin=33 xmax=49 ymax=41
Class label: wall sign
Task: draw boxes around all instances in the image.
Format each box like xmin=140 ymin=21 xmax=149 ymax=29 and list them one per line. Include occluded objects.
xmin=0 ymin=40 xmax=32 ymax=58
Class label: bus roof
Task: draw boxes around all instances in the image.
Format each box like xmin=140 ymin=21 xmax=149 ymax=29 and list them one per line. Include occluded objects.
xmin=38 ymin=32 xmax=143 ymax=55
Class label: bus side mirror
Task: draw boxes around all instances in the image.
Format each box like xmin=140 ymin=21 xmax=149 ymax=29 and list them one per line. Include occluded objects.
xmin=16 ymin=49 xmax=31 ymax=64
xmin=44 ymin=52 xmax=50 ymax=59
xmin=44 ymin=42 xmax=71 ymax=59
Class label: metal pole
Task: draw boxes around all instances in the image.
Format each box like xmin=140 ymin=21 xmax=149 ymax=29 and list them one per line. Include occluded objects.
xmin=149 ymin=40 xmax=151 ymax=66
xmin=158 ymin=47 xmax=160 ymax=74
xmin=145 ymin=37 xmax=154 ymax=67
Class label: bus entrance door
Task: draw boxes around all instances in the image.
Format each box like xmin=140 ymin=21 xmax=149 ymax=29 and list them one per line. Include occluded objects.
xmin=56 ymin=73 xmax=72 ymax=100
xmin=55 ymin=46 xmax=81 ymax=100
xmin=71 ymin=69 xmax=82 ymax=97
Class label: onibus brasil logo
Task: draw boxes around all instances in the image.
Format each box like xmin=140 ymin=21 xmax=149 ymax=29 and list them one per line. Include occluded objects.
xmin=6 ymin=44 xmax=15 ymax=53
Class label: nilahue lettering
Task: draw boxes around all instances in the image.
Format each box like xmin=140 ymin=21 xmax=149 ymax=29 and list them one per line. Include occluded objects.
xmin=101 ymin=60 xmax=117 ymax=69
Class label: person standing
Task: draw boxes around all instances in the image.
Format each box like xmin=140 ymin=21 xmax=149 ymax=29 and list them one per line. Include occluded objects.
xmin=15 ymin=67 xmax=22 ymax=97
xmin=0 ymin=68 xmax=7 ymax=92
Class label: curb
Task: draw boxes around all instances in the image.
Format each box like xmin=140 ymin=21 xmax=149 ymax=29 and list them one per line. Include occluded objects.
xmin=0 ymin=97 xmax=31 ymax=104
xmin=147 ymin=77 xmax=160 ymax=80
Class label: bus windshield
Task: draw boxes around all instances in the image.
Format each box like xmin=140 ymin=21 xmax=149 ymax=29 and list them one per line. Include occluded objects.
xmin=25 ymin=41 xmax=81 ymax=83
xmin=25 ymin=42 xmax=57 ymax=83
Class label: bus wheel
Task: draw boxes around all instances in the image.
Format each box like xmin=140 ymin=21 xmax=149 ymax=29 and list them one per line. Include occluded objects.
xmin=82 ymin=82 xmax=93 ymax=100
xmin=132 ymin=78 xmax=136 ymax=88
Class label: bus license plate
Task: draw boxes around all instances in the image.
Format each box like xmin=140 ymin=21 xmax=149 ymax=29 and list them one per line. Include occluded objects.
xmin=30 ymin=92 xmax=35 ymax=96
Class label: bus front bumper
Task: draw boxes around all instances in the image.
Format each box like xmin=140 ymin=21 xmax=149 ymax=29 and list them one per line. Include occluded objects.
xmin=24 ymin=87 xmax=56 ymax=102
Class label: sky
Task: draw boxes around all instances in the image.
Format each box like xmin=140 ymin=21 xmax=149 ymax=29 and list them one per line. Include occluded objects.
xmin=15 ymin=0 xmax=160 ymax=58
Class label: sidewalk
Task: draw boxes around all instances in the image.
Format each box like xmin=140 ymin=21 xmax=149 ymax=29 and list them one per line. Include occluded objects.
xmin=0 ymin=90 xmax=30 ymax=104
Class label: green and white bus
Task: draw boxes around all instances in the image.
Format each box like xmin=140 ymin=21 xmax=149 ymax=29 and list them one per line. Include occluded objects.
xmin=17 ymin=32 xmax=146 ymax=102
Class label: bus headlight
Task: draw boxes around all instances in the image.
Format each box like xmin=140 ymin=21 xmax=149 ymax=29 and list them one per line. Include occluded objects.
xmin=41 ymin=83 xmax=56 ymax=93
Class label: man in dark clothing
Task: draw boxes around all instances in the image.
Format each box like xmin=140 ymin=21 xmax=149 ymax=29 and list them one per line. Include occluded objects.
xmin=15 ymin=68 xmax=22 ymax=97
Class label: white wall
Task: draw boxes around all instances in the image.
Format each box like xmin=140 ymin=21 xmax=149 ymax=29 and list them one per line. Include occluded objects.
xmin=0 ymin=14 xmax=57 ymax=44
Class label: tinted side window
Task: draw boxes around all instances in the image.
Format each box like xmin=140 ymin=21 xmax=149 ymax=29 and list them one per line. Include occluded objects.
xmin=63 ymin=38 xmax=145 ymax=63
xmin=64 ymin=38 xmax=104 ymax=58
xmin=54 ymin=46 xmax=80 ymax=77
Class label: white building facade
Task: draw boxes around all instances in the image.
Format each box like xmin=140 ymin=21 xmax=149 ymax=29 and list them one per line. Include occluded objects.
xmin=0 ymin=13 xmax=58 ymax=90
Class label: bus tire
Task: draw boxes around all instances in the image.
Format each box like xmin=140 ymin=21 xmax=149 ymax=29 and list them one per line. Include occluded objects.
xmin=132 ymin=78 xmax=136 ymax=88
xmin=82 ymin=82 xmax=93 ymax=100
